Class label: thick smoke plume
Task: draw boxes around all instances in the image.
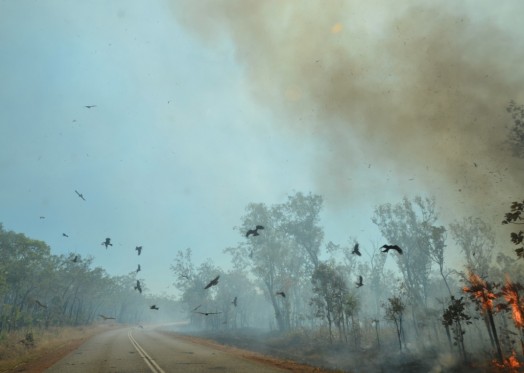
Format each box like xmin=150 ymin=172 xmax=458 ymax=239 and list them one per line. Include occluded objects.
xmin=170 ymin=1 xmax=524 ymax=225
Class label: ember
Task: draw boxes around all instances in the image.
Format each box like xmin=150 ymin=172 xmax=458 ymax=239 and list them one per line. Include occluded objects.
xmin=492 ymin=350 xmax=522 ymax=372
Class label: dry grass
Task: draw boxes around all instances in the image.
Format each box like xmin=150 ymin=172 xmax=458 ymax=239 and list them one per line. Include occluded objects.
xmin=0 ymin=323 xmax=119 ymax=373
xmin=171 ymin=327 xmax=488 ymax=373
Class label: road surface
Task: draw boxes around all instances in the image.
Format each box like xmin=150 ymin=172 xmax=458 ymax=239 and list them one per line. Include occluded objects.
xmin=44 ymin=326 xmax=288 ymax=373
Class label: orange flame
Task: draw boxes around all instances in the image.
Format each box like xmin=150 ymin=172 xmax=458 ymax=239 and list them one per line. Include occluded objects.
xmin=463 ymin=272 xmax=497 ymax=312
xmin=501 ymin=275 xmax=524 ymax=329
xmin=493 ymin=350 xmax=522 ymax=371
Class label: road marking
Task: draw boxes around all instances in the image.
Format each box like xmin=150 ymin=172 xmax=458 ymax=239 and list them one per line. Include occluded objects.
xmin=128 ymin=329 xmax=166 ymax=373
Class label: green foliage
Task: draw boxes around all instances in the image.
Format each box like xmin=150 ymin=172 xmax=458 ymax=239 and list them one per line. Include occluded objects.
xmin=384 ymin=296 xmax=405 ymax=321
xmin=442 ymin=297 xmax=471 ymax=341
xmin=383 ymin=296 xmax=405 ymax=351
xmin=502 ymin=200 xmax=524 ymax=259
xmin=0 ymin=224 xmax=167 ymax=335
xmin=310 ymin=262 xmax=358 ymax=343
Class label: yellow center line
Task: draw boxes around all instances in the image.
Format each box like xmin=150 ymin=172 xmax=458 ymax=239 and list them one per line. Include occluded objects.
xmin=128 ymin=329 xmax=166 ymax=373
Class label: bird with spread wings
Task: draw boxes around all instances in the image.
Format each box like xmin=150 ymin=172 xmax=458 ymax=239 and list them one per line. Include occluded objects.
xmin=204 ymin=275 xmax=220 ymax=289
xmin=246 ymin=225 xmax=264 ymax=237
xmin=381 ymin=244 xmax=403 ymax=254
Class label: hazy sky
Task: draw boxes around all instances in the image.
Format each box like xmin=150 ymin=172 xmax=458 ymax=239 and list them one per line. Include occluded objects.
xmin=1 ymin=1 xmax=523 ymax=295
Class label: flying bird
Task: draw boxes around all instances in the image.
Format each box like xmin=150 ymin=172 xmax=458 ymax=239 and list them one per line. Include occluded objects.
xmin=135 ymin=280 xmax=142 ymax=294
xmin=195 ymin=311 xmax=221 ymax=316
xmin=246 ymin=225 xmax=264 ymax=237
xmin=99 ymin=314 xmax=115 ymax=320
xmin=204 ymin=275 xmax=220 ymax=289
xmin=136 ymin=246 xmax=142 ymax=255
xmin=39 ymin=216 xmax=45 ymax=219
xmin=356 ymin=275 xmax=363 ymax=288
xmin=35 ymin=300 xmax=47 ymax=308
xmin=232 ymin=297 xmax=237 ymax=307
xmin=102 ymin=238 xmax=112 ymax=249
xmin=150 ymin=305 xmax=159 ymax=310
xmin=84 ymin=105 xmax=96 ymax=109
xmin=276 ymin=291 xmax=286 ymax=298
xmin=352 ymin=242 xmax=361 ymax=256
xmin=136 ymin=264 xmax=141 ymax=273
xmin=75 ymin=190 xmax=86 ymax=201
xmin=380 ymin=244 xmax=403 ymax=254
xmin=62 ymin=233 xmax=69 ymax=238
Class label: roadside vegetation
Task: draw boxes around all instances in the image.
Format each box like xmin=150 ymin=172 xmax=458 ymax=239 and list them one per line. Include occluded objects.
xmin=2 ymin=103 xmax=524 ymax=372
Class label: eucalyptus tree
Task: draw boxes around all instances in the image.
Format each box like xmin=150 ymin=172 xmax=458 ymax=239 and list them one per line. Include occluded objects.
xmin=0 ymin=225 xmax=52 ymax=331
xmin=368 ymin=247 xmax=388 ymax=315
xmin=311 ymin=262 xmax=346 ymax=342
xmin=384 ymin=295 xmax=406 ymax=351
xmin=226 ymin=193 xmax=324 ymax=332
xmin=449 ymin=216 xmax=494 ymax=277
xmin=372 ymin=196 xmax=439 ymax=310
xmin=427 ymin=225 xmax=452 ymax=296
xmin=226 ymin=202 xmax=295 ymax=331
xmin=442 ymin=296 xmax=471 ymax=363
xmin=310 ymin=261 xmax=359 ymax=343
xmin=171 ymin=250 xmax=225 ymax=329
xmin=281 ymin=192 xmax=324 ymax=270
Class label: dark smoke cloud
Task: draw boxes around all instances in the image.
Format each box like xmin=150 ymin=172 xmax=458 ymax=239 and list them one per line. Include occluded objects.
xmin=169 ymin=1 xmax=524 ymax=227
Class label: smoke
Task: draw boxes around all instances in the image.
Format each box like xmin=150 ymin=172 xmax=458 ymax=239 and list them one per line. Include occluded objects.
xmin=169 ymin=1 xmax=524 ymax=224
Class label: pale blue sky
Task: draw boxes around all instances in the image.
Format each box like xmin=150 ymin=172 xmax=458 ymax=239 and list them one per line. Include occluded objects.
xmin=1 ymin=1 xmax=523 ymax=294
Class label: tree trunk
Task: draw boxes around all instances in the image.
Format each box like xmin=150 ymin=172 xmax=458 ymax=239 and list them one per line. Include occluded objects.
xmin=484 ymin=314 xmax=496 ymax=349
xmin=487 ymin=310 xmax=503 ymax=363
xmin=444 ymin=324 xmax=453 ymax=351
xmin=375 ymin=321 xmax=381 ymax=349
xmin=327 ymin=310 xmax=333 ymax=343
xmin=394 ymin=318 xmax=402 ymax=351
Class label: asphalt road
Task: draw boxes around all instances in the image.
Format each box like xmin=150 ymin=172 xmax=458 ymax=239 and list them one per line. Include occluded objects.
xmin=44 ymin=326 xmax=287 ymax=373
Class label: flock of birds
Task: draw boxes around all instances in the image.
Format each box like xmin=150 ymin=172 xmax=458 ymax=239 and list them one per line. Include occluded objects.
xmin=35 ymin=186 xmax=159 ymax=320
xmin=351 ymin=243 xmax=403 ymax=288
xmin=187 ymin=225 xmax=267 ymax=317
xmin=35 ymin=184 xmax=404 ymax=321
xmin=191 ymin=225 xmax=404 ymax=318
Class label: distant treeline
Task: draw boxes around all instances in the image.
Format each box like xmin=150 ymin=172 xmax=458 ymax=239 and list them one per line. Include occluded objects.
xmin=0 ymin=223 xmax=179 ymax=335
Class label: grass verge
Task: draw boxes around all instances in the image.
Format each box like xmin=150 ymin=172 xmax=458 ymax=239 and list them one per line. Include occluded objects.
xmin=0 ymin=323 xmax=121 ymax=373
